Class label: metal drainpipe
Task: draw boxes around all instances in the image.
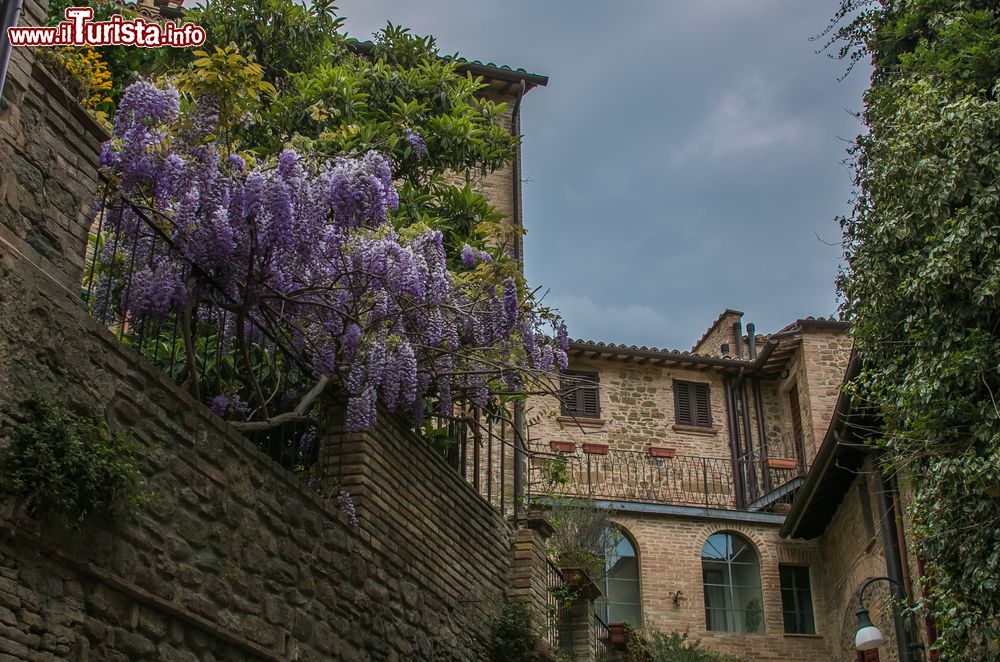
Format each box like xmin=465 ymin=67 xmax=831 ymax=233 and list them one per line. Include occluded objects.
xmin=873 ymin=469 xmax=915 ymax=662
xmin=512 ymin=398 xmax=525 ymax=524
xmin=752 ymin=377 xmax=771 ymax=491
xmin=510 ymin=79 xmax=527 ymax=523
xmin=511 ymin=78 xmax=526 ymax=267
xmin=0 ymin=0 xmax=25 ymax=100
xmin=724 ymin=375 xmax=745 ymax=508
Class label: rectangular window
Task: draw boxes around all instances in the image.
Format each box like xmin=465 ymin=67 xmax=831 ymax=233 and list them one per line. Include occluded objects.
xmin=560 ymin=371 xmax=600 ymax=419
xmin=779 ymin=565 xmax=816 ymax=635
xmin=674 ymin=380 xmax=712 ymax=427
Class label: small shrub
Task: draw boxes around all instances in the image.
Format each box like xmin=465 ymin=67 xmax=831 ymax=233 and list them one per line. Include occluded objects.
xmin=625 ymin=627 xmax=747 ymax=662
xmin=546 ymin=497 xmax=620 ymax=582
xmin=490 ymin=600 xmax=540 ymax=662
xmin=0 ymin=400 xmax=145 ymax=525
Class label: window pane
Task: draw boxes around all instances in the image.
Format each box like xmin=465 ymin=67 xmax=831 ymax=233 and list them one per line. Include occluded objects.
xmin=599 ymin=527 xmax=642 ymax=626
xmin=778 ymin=565 xmax=815 ymax=634
xmin=701 ymin=532 xmax=763 ymax=633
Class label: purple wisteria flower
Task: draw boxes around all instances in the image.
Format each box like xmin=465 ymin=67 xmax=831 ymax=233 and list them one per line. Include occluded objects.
xmin=337 ymin=489 xmax=359 ymax=527
xmin=95 ymin=84 xmax=567 ymax=434
xmin=461 ymin=244 xmax=477 ymax=269
xmin=404 ymin=128 xmax=427 ymax=159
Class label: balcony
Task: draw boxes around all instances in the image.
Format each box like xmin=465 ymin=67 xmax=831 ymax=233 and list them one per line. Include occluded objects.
xmin=529 ymin=438 xmax=808 ymax=513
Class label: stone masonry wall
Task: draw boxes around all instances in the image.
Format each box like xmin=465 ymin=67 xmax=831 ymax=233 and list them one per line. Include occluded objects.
xmin=0 ymin=33 xmax=514 ymax=662
xmin=530 ymin=358 xmax=733 ymax=461
xmin=799 ymin=330 xmax=853 ymax=462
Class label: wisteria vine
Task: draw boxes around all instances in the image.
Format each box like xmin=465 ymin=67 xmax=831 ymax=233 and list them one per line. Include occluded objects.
xmin=92 ymin=81 xmax=567 ymax=434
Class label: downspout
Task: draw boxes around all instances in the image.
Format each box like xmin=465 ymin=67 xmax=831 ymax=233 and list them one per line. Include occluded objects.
xmin=752 ymin=377 xmax=770 ymax=490
xmin=723 ymin=375 xmax=745 ymax=508
xmin=510 ymin=78 xmax=527 ymax=522
xmin=511 ymin=78 xmax=526 ymax=267
xmin=0 ymin=0 xmax=25 ymax=99
xmin=873 ymin=468 xmax=915 ymax=662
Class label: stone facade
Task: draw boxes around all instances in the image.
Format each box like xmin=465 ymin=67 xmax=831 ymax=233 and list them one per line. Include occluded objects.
xmin=524 ymin=311 xmax=855 ymax=661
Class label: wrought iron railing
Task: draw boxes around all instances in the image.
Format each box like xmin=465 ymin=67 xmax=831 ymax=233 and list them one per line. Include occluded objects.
xmin=739 ymin=436 xmax=810 ymax=509
xmin=528 ymin=444 xmax=809 ymax=512
xmin=530 ymin=447 xmax=739 ymax=508
xmin=84 ymin=196 xmax=528 ymax=518
xmin=430 ymin=400 xmax=524 ymax=518
xmin=545 ymin=558 xmax=567 ymax=652
xmin=593 ymin=613 xmax=622 ymax=662
xmin=84 ymin=197 xmax=319 ymax=476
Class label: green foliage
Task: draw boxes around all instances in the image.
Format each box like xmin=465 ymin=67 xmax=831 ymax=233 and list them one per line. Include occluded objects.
xmin=0 ymin=400 xmax=145 ymax=524
xmin=545 ymin=498 xmax=620 ymax=582
xmin=173 ymin=45 xmax=276 ymax=135
xmin=177 ymin=0 xmax=343 ymax=83
xmin=623 ymin=627 xmax=746 ymax=662
xmin=490 ymin=601 xmax=540 ymax=662
xmin=45 ymin=0 xmax=165 ymax=106
xmin=831 ymin=0 xmax=1000 ymax=656
xmin=155 ymin=0 xmax=520 ymax=264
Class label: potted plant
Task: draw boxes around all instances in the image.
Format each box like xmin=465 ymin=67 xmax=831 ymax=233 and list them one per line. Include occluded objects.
xmin=545 ymin=497 xmax=621 ymax=600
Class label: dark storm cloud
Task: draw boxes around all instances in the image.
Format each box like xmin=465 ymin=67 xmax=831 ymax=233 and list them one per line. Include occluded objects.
xmin=339 ymin=0 xmax=869 ymax=349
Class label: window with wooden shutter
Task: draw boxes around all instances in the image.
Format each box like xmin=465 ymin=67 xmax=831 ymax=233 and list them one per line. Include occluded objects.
xmin=560 ymin=371 xmax=600 ymax=418
xmin=674 ymin=380 xmax=712 ymax=427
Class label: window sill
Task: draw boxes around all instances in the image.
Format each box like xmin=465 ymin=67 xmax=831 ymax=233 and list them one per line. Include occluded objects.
xmin=672 ymin=424 xmax=718 ymax=436
xmin=782 ymin=633 xmax=822 ymax=639
xmin=557 ymin=416 xmax=606 ymax=428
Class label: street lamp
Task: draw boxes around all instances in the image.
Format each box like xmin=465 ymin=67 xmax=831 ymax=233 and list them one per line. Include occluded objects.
xmin=854 ymin=576 xmax=923 ymax=659
xmin=855 ymin=603 xmax=886 ymax=651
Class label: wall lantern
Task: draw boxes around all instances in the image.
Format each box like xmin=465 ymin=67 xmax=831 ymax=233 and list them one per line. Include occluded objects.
xmin=854 ymin=576 xmax=924 ymax=660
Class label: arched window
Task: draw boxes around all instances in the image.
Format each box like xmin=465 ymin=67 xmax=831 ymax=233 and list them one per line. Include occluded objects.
xmin=701 ymin=531 xmax=764 ymax=633
xmin=595 ymin=528 xmax=642 ymax=625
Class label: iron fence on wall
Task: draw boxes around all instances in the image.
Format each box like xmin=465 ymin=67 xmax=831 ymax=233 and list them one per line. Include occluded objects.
xmin=593 ymin=612 xmax=624 ymax=662
xmin=84 ymin=198 xmax=320 ymax=475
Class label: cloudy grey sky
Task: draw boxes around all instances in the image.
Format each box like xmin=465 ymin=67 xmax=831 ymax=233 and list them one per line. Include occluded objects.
xmin=340 ymin=0 xmax=870 ymax=350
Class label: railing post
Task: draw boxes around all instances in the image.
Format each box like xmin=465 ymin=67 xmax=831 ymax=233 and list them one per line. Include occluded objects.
xmin=703 ymin=459 xmax=709 ymax=507
xmin=586 ymin=454 xmax=593 ymax=497
xmin=513 ymin=399 xmax=525 ymax=523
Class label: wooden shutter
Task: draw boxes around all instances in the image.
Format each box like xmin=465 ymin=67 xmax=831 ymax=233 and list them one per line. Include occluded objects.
xmin=674 ymin=381 xmax=693 ymax=425
xmin=561 ymin=372 xmax=600 ymax=418
xmin=675 ymin=380 xmax=712 ymax=427
xmin=694 ymin=383 xmax=712 ymax=427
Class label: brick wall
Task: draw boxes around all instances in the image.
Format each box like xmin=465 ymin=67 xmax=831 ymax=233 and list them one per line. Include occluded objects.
xmin=0 ymin=36 xmax=514 ymax=662
xmin=613 ymin=514 xmax=830 ymax=661
xmin=812 ymin=464 xmax=900 ymax=662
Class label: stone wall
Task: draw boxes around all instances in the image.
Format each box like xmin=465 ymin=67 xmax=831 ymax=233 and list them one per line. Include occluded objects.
xmin=799 ymin=330 xmax=853 ymax=462
xmin=529 ymin=359 xmax=733 ymax=461
xmin=0 ymin=35 xmax=515 ymax=662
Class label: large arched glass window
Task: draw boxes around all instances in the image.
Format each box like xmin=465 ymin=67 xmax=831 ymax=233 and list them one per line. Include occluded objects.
xmin=595 ymin=528 xmax=642 ymax=625
xmin=701 ymin=532 xmax=764 ymax=633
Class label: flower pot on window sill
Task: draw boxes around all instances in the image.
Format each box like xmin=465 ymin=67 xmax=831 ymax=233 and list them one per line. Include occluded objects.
xmin=765 ymin=457 xmax=799 ymax=470
xmin=549 ymin=440 xmax=576 ymax=454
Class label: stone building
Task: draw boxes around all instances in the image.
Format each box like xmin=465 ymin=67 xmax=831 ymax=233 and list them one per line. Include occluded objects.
xmin=524 ymin=311 xmax=874 ymax=660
